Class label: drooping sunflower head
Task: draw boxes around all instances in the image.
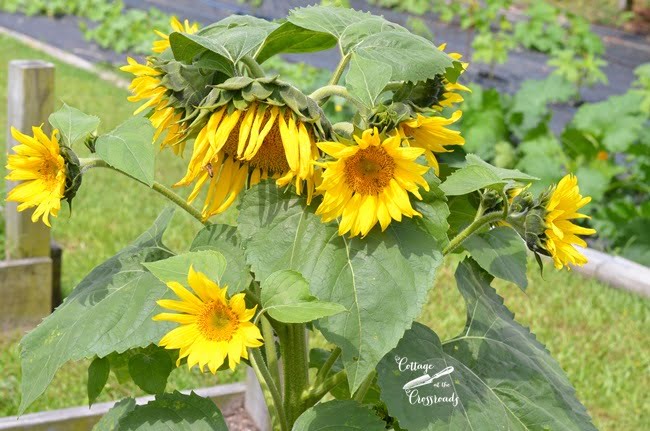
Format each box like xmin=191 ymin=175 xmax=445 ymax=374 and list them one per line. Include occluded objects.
xmin=396 ymin=110 xmax=465 ymax=175
xmin=120 ymin=54 xmax=213 ymax=155
xmin=154 ymin=266 xmax=263 ymax=373
xmin=153 ymin=16 xmax=199 ymax=54
xmin=541 ymin=174 xmax=596 ymax=270
xmin=5 ymin=126 xmax=79 ymax=227
xmin=175 ymin=76 xmax=331 ymax=219
xmin=316 ymin=127 xmax=429 ymax=237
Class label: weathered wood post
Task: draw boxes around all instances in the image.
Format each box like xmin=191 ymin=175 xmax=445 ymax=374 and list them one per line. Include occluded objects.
xmin=1 ymin=60 xmax=55 ymax=331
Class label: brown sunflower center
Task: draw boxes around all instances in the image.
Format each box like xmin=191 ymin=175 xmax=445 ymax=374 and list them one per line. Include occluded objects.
xmin=197 ymin=301 xmax=239 ymax=342
xmin=39 ymin=157 xmax=62 ymax=188
xmin=222 ymin=108 xmax=291 ymax=175
xmin=344 ymin=146 xmax=396 ymax=195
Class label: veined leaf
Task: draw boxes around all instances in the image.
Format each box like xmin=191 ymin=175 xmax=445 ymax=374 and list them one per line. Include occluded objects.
xmin=49 ymin=103 xmax=99 ymax=147
xmin=97 ymin=391 xmax=228 ymax=430
xmin=354 ymin=31 xmax=456 ymax=83
xmin=339 ymin=16 xmax=408 ymax=53
xmin=288 ymin=6 xmax=373 ymax=40
xmin=237 ymin=182 xmax=442 ymax=392
xmin=190 ymin=224 xmax=252 ymax=293
xmin=440 ymin=154 xmax=538 ymax=196
xmin=261 ymin=270 xmax=346 ymax=323
xmin=95 ymin=117 xmax=155 ymax=187
xmin=464 ymin=226 xmax=528 ymax=290
xmin=292 ymin=400 xmax=385 ymax=430
xmin=94 ymin=398 xmax=136 ymax=431
xmin=19 ymin=209 xmax=176 ymax=413
xmin=87 ymin=357 xmax=110 ymax=407
xmin=256 ymin=22 xmax=337 ymax=63
xmin=377 ymin=258 xmax=597 ymax=430
xmin=345 ymin=53 xmax=391 ymax=109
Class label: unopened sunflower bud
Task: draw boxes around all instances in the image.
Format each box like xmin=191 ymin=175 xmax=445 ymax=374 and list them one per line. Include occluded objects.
xmin=481 ymin=189 xmax=503 ymax=211
xmin=84 ymin=133 xmax=98 ymax=153
xmin=367 ymin=102 xmax=413 ymax=134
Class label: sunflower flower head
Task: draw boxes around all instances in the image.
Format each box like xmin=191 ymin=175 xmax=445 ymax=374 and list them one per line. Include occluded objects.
xmin=175 ymin=76 xmax=331 ymax=219
xmin=541 ymin=174 xmax=596 ymax=269
xmin=154 ymin=266 xmax=263 ymax=372
xmin=397 ymin=110 xmax=465 ymax=175
xmin=120 ymin=55 xmax=212 ymax=155
xmin=315 ymin=128 xmax=429 ymax=237
xmin=153 ymin=16 xmax=199 ymax=54
xmin=5 ymin=126 xmax=81 ymax=227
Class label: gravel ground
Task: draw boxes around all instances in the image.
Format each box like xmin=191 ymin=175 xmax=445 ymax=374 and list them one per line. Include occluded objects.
xmin=223 ymin=397 xmax=259 ymax=431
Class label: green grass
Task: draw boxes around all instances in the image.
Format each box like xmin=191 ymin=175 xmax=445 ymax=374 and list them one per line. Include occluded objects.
xmin=1 ymin=33 xmax=649 ymax=430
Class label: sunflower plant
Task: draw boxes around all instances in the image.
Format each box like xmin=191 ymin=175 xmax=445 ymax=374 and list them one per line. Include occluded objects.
xmin=8 ymin=6 xmax=600 ymax=430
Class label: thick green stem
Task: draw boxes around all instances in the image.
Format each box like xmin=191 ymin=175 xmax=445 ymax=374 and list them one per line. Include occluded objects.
xmin=250 ymin=348 xmax=289 ymax=431
xmin=241 ymin=54 xmax=266 ymax=78
xmin=261 ymin=316 xmax=282 ymax=389
xmin=80 ymin=158 xmax=207 ymax=226
xmin=309 ymin=85 xmax=365 ymax=112
xmin=282 ymin=324 xmax=309 ymax=425
xmin=302 ymin=369 xmax=347 ymax=409
xmin=443 ymin=211 xmax=506 ymax=255
xmin=329 ymin=53 xmax=351 ymax=86
xmin=314 ymin=347 xmax=341 ymax=386
xmin=352 ymin=371 xmax=375 ymax=402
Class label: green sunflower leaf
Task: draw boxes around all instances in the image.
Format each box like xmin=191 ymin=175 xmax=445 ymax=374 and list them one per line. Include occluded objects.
xmin=345 ymin=53 xmax=392 ymax=109
xmin=463 ymin=226 xmax=528 ymax=290
xmin=255 ymin=21 xmax=337 ymax=63
xmin=18 ymin=208 xmax=176 ymax=414
xmin=292 ymin=400 xmax=385 ymax=431
xmin=190 ymin=224 xmax=252 ymax=293
xmin=261 ymin=270 xmax=346 ymax=323
xmin=376 ymin=258 xmax=597 ymax=431
xmin=238 ymin=182 xmax=443 ymax=393
xmin=96 ymin=391 xmax=228 ymax=431
xmin=127 ymin=346 xmax=173 ymax=395
xmin=440 ymin=154 xmax=538 ymax=196
xmin=87 ymin=356 xmax=110 ymax=407
xmin=95 ymin=117 xmax=156 ymax=187
xmin=49 ymin=103 xmax=99 ymax=147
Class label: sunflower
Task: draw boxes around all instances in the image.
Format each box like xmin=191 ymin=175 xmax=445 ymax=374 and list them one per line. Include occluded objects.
xmin=543 ymin=174 xmax=596 ymax=269
xmin=120 ymin=57 xmax=188 ymax=154
xmin=154 ymin=266 xmax=263 ymax=372
xmin=436 ymin=43 xmax=471 ymax=110
xmin=153 ymin=16 xmax=199 ymax=53
xmin=5 ymin=126 xmax=66 ymax=227
xmin=315 ymin=128 xmax=429 ymax=237
xmin=175 ymin=102 xmax=321 ymax=219
xmin=397 ymin=110 xmax=465 ymax=175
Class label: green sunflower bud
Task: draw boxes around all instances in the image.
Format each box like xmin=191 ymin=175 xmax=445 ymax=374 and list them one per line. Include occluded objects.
xmin=367 ymin=102 xmax=414 ymax=134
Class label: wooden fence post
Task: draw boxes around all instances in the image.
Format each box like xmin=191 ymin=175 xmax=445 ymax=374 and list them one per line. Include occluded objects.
xmin=1 ymin=60 xmax=55 ymax=332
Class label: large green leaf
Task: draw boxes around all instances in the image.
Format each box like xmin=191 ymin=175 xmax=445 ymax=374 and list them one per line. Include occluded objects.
xmin=190 ymin=224 xmax=252 ymax=293
xmin=237 ymin=182 xmax=443 ymax=392
xmin=377 ymin=259 xmax=597 ymax=430
xmin=87 ymin=356 xmax=110 ymax=406
xmin=95 ymin=117 xmax=155 ymax=186
xmin=144 ymin=250 xmax=226 ymax=288
xmin=412 ymin=172 xmax=450 ymax=247
xmin=255 ymin=22 xmax=337 ymax=63
xmin=18 ymin=209 xmax=176 ymax=413
xmin=97 ymin=392 xmax=228 ymax=430
xmin=170 ymin=16 xmax=278 ymax=66
xmin=464 ymin=226 xmax=528 ymax=290
xmin=440 ymin=154 xmax=537 ymax=196
xmin=49 ymin=103 xmax=99 ymax=147
xmin=287 ymin=6 xmax=373 ymax=41
xmin=261 ymin=270 xmax=346 ymax=323
xmin=292 ymin=400 xmax=385 ymax=431
xmin=345 ymin=53 xmax=391 ymax=109
xmin=353 ymin=31 xmax=457 ymax=83
xmin=127 ymin=346 xmax=173 ymax=395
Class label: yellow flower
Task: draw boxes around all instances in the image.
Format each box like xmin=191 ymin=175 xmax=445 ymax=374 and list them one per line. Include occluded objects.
xmin=153 ymin=16 xmax=199 ymax=53
xmin=436 ymin=43 xmax=471 ymax=109
xmin=120 ymin=57 xmax=188 ymax=154
xmin=154 ymin=266 xmax=263 ymax=372
xmin=544 ymin=174 xmax=596 ymax=270
xmin=175 ymin=103 xmax=321 ymax=219
xmin=397 ymin=111 xmax=465 ymax=175
xmin=5 ymin=126 xmax=66 ymax=227
xmin=315 ymin=128 xmax=429 ymax=237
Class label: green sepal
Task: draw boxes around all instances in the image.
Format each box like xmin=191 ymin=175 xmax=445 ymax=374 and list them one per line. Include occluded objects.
xmin=391 ymin=76 xmax=446 ymax=110
xmin=367 ymin=102 xmax=414 ymax=134
xmin=60 ymin=145 xmax=82 ymax=212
